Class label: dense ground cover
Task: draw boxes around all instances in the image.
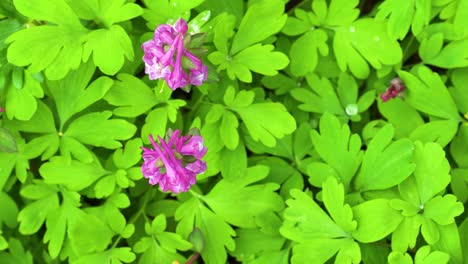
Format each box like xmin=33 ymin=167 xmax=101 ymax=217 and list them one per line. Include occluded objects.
xmin=1 ymin=0 xmax=468 ymax=263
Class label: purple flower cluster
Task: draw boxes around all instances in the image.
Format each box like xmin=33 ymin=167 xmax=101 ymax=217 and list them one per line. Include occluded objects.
xmin=142 ymin=18 xmax=208 ymax=90
xmin=381 ymin=77 xmax=406 ymax=102
xmin=141 ymin=129 xmax=207 ymax=194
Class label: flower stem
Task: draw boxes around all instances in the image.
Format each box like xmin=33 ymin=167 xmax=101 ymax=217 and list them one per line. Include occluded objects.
xmin=111 ymin=189 xmax=154 ymax=248
xmin=186 ymin=252 xmax=200 ymax=264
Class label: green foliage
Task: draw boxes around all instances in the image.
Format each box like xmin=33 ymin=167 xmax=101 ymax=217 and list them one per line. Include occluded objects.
xmin=6 ymin=0 xmax=141 ymax=79
xmin=208 ymin=0 xmax=289 ymax=83
xmin=1 ymin=0 xmax=468 ymax=263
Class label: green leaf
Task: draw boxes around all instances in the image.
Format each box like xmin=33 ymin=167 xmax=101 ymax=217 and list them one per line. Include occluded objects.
xmin=0 ymin=191 xmax=19 ymax=228
xmin=354 ymin=125 xmax=415 ymax=192
xmin=205 ymin=166 xmax=283 ymax=228
xmin=219 ymin=110 xmax=239 ymax=149
xmin=83 ymin=25 xmax=134 ymax=75
xmin=334 ymin=18 xmax=402 ymax=79
xmin=413 ymin=142 xmax=451 ymax=204
xmin=337 ymin=72 xmax=358 ymax=107
xmin=142 ymin=0 xmax=204 ymax=29
xmin=450 ymin=125 xmax=468 ymax=167
xmin=432 ymin=223 xmax=463 ymax=263
xmin=0 ymin=234 xmax=6 ymax=251
xmin=449 ymin=68 xmax=468 ymax=113
xmin=423 ymin=195 xmax=464 ymax=225
xmin=5 ymin=70 xmax=43 ymax=121
xmin=59 ymin=136 xmax=93 ymax=163
xmin=64 ymin=111 xmax=136 ymax=149
xmin=228 ymin=89 xmax=255 ymax=108
xmin=74 ymin=248 xmax=136 ymax=264
xmin=13 ymin=0 xmax=82 ymax=27
xmin=257 ymin=157 xmax=305 ymax=199
xmin=451 ymin=168 xmax=468 ymax=203
xmin=421 ymin=217 xmax=440 ymax=244
xmin=376 ymin=0 xmax=431 ymax=39
xmin=306 ymin=162 xmax=339 ymax=188
xmin=205 ymin=104 xmax=225 ymax=124
xmin=104 ymin=74 xmax=158 ymax=117
xmin=419 ymin=33 xmax=444 ymax=61
xmin=113 ymin=138 xmax=142 ymax=169
xmin=388 ymin=252 xmax=413 ymax=264
xmin=220 ymin=44 xmax=289 ymax=83
xmin=231 ymin=0 xmax=287 ymax=54
xmin=452 ymin=0 xmax=468 ymax=36
xmin=321 ymin=0 xmax=360 ymax=26
xmin=69 ymin=212 xmax=113 ymax=255
xmin=291 ymin=238 xmax=360 ymax=264
xmin=134 ymin=236 xmax=186 ymax=264
xmin=6 ymin=24 xmax=87 ymax=80
xmin=378 ymin=98 xmax=424 ymax=138
xmin=210 ymin=13 xmax=236 ymax=53
xmin=459 ymin=218 xmax=468 ymax=262
xmin=94 ymin=175 xmax=116 ymax=198
xmin=421 ymin=37 xmax=468 ymax=68
xmin=11 ymin=66 xmax=23 ymax=89
xmin=310 ymin=113 xmax=362 ymax=188
xmin=361 ymin=243 xmax=391 ymax=264
xmin=141 ymin=107 xmax=169 ymax=144
xmin=69 ymin=0 xmax=142 ymax=26
xmin=398 ymin=66 xmax=460 ymax=120
xmin=282 ymin=13 xmax=310 ymax=36
xmin=391 ymin=216 xmax=423 ymax=252
xmin=322 ymin=177 xmax=357 ymax=233
xmin=43 ymin=190 xmax=81 ymax=258
xmin=234 ymin=103 xmax=296 ymax=147
xmin=148 ymin=214 xmax=192 ymax=253
xmin=232 ymin=228 xmax=286 ymax=263
xmin=261 ymin=73 xmax=297 ymax=95
xmin=48 ymin=61 xmax=113 ymax=127
xmin=0 ymin=127 xmax=17 ymax=153
xmin=219 ymin=142 xmax=246 ymax=180
xmin=409 ymin=120 xmax=459 ymax=147
xmin=4 ymin=100 xmax=55 ymax=134
xmin=390 ymin=199 xmax=419 ymax=217
xmin=175 ymin=198 xmax=236 ymax=264
xmin=291 ymin=74 xmax=345 ymax=115
xmin=39 ymin=156 xmax=107 ymax=191
xmin=18 ymin=184 xmax=59 ymax=235
xmin=414 ymin=245 xmax=449 ymax=264
xmin=0 ymin=238 xmax=33 ymax=264
xmin=280 ymin=189 xmax=348 ymax=241
xmin=352 ymin=199 xmax=403 ymax=243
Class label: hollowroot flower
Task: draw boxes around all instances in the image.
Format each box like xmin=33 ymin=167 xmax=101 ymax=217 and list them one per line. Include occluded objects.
xmin=142 ymin=18 xmax=208 ymax=91
xmin=141 ymin=129 xmax=207 ymax=194
xmin=380 ymin=77 xmax=405 ymax=102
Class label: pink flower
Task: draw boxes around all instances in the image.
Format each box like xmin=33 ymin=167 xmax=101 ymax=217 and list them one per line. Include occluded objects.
xmin=185 ymin=51 xmax=208 ymax=86
xmin=142 ymin=18 xmax=208 ymax=91
xmin=381 ymin=78 xmax=405 ymax=102
xmin=178 ymin=135 xmax=207 ymax=159
xmin=141 ymin=129 xmax=207 ymax=194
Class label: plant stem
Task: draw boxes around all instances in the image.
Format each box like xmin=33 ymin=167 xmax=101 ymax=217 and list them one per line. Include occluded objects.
xmin=186 ymin=252 xmax=200 ymax=264
xmin=111 ymin=189 xmax=154 ymax=248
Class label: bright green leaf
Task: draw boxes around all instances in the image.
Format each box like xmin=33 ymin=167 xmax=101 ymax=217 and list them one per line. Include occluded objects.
xmin=39 ymin=156 xmax=107 ymax=191
xmin=352 ymin=199 xmax=403 ymax=243
xmin=234 ymin=103 xmax=296 ymax=147
xmin=231 ymin=0 xmax=286 ymax=54
xmin=354 ymin=125 xmax=415 ymax=192
xmin=65 ymin=111 xmax=136 ymax=149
